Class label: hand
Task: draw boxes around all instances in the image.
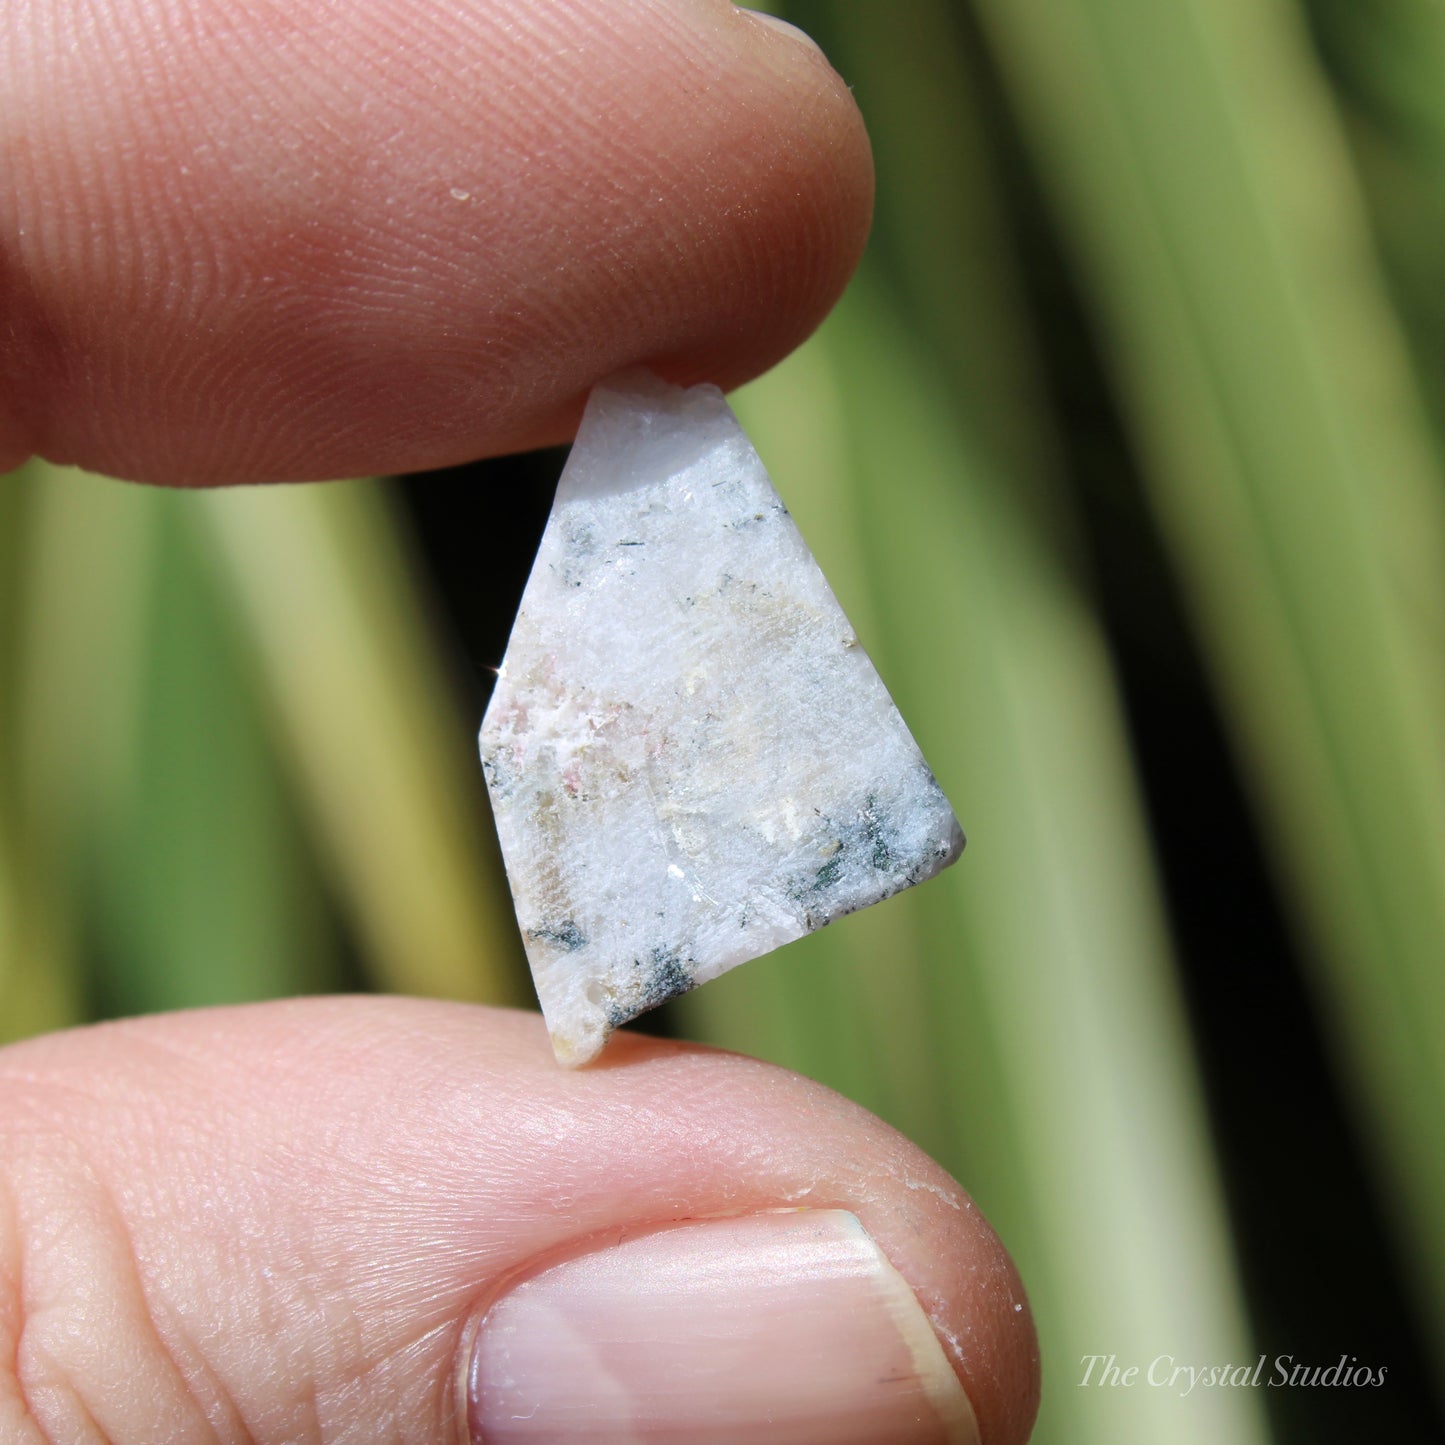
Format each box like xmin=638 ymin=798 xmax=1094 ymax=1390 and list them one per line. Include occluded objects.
xmin=0 ymin=2 xmax=1040 ymax=1441
xmin=5 ymin=999 xmax=1037 ymax=1442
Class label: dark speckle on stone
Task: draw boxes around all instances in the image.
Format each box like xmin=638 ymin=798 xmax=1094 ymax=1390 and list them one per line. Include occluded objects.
xmin=560 ymin=518 xmax=600 ymax=587
xmin=605 ymin=944 xmax=695 ymax=1028
xmin=730 ymin=507 xmax=783 ymax=530
xmin=862 ymin=794 xmax=897 ymax=872
xmin=528 ymin=919 xmax=586 ymax=952
xmin=644 ymin=944 xmax=692 ymax=1006
xmin=480 ymin=754 xmax=508 ymax=795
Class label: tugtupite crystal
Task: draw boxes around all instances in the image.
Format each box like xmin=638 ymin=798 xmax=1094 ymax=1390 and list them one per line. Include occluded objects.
xmin=480 ymin=372 xmax=964 ymax=1066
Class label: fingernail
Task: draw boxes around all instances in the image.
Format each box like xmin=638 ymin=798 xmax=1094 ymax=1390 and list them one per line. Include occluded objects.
xmin=736 ymin=8 xmax=826 ymax=58
xmin=467 ymin=1209 xmax=980 ymax=1443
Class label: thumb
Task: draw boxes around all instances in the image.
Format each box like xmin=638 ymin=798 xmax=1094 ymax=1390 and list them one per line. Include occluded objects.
xmin=1 ymin=997 xmax=1038 ymax=1443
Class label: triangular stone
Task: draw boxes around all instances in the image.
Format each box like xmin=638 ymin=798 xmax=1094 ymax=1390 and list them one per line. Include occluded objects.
xmin=480 ymin=372 xmax=964 ymax=1065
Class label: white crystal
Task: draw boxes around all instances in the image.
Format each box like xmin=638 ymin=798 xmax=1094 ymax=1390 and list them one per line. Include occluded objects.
xmin=480 ymin=372 xmax=964 ymax=1066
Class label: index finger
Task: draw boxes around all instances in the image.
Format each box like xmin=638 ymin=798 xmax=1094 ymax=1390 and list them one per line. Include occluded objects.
xmin=0 ymin=0 xmax=872 ymax=484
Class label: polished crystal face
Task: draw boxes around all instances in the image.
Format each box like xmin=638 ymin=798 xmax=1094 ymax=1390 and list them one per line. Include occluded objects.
xmin=480 ymin=372 xmax=963 ymax=1065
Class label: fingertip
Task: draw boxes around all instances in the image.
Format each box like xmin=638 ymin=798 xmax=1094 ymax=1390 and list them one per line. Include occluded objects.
xmin=1 ymin=0 xmax=873 ymax=484
xmin=552 ymin=1021 xmax=1041 ymax=1445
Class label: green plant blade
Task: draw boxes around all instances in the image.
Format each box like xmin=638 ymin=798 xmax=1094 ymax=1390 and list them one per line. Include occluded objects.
xmin=1306 ymin=0 xmax=1445 ymax=440
xmin=198 ymin=480 xmax=526 ymax=1006
xmin=10 ymin=464 xmax=333 ymax=1016
xmin=2 ymin=462 xmax=154 ymax=1036
xmin=970 ymin=0 xmax=1445 ymax=1371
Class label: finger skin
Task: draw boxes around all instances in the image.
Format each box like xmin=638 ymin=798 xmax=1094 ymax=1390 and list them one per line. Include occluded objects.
xmin=0 ymin=0 xmax=873 ymax=484
xmin=0 ymin=997 xmax=1039 ymax=1443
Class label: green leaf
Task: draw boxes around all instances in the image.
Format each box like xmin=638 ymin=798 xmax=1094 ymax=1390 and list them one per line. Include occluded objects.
xmin=198 ymin=480 xmax=526 ymax=1006
xmin=971 ymin=0 xmax=1445 ymax=1369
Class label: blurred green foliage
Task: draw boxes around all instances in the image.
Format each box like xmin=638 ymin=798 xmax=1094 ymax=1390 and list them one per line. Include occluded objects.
xmin=2 ymin=2 xmax=1443 ymax=1440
